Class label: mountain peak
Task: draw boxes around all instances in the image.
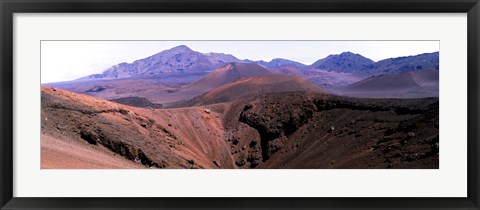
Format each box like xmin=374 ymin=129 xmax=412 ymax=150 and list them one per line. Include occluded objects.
xmin=339 ymin=51 xmax=357 ymax=56
xmin=168 ymin=45 xmax=193 ymax=52
xmin=310 ymin=52 xmax=375 ymax=73
xmin=270 ymin=58 xmax=288 ymax=62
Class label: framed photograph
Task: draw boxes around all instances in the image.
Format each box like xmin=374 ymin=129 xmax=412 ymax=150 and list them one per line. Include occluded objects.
xmin=1 ymin=0 xmax=479 ymax=209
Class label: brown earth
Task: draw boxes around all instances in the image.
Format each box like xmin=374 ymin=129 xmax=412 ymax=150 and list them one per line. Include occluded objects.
xmin=235 ymin=92 xmax=439 ymax=168
xmin=41 ymin=85 xmax=438 ymax=169
xmin=41 ymin=134 xmax=146 ymax=169
xmin=187 ymin=62 xmax=273 ymax=92
xmin=171 ymin=75 xmax=320 ymax=107
xmin=41 ymin=86 xmax=234 ymax=169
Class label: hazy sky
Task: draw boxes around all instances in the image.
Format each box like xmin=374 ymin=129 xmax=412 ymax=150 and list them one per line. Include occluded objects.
xmin=41 ymin=41 xmax=439 ymax=83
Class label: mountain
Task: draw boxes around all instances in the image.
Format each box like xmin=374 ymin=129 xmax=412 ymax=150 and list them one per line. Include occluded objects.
xmin=255 ymin=58 xmax=307 ymax=69
xmin=80 ymin=45 xmax=243 ymax=80
xmin=309 ymin=51 xmax=439 ymax=76
xmin=310 ymin=52 xmax=375 ymax=73
xmin=370 ymin=52 xmax=439 ymax=75
xmin=76 ymin=43 xmax=438 ymax=82
xmin=336 ymin=70 xmax=439 ymax=98
xmin=78 ymin=45 xmax=308 ymax=81
xmin=175 ymin=75 xmax=321 ymax=107
xmin=187 ymin=62 xmax=274 ymax=91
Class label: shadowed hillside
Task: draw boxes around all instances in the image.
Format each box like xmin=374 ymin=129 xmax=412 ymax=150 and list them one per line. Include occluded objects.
xmin=235 ymin=92 xmax=439 ymax=168
xmin=335 ymin=70 xmax=439 ymax=98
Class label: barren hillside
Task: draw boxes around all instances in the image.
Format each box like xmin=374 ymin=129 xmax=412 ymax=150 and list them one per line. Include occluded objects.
xmin=42 ymin=86 xmax=438 ymax=169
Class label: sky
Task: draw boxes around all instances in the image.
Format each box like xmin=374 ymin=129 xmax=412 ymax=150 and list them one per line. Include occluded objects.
xmin=41 ymin=41 xmax=439 ymax=83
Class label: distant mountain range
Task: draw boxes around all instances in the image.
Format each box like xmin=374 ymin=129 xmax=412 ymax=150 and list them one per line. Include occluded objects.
xmin=81 ymin=45 xmax=243 ymax=79
xmin=78 ymin=45 xmax=439 ymax=80
xmin=310 ymin=51 xmax=439 ymax=75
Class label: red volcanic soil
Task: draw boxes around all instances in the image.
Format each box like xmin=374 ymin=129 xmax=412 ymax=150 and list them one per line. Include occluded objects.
xmin=41 ymin=86 xmax=234 ymax=169
xmin=187 ymin=62 xmax=274 ymax=92
xmin=173 ymin=75 xmax=321 ymax=107
xmin=41 ymin=85 xmax=439 ymax=169
xmin=336 ymin=70 xmax=438 ymax=98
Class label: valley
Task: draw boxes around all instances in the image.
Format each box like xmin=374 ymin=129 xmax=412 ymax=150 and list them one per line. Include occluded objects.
xmin=41 ymin=44 xmax=440 ymax=169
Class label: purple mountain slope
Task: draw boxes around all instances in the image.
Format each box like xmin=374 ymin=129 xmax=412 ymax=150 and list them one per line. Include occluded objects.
xmin=78 ymin=45 xmax=438 ymax=82
xmin=371 ymin=52 xmax=439 ymax=75
xmin=80 ymin=45 xmax=244 ymax=80
xmin=310 ymin=52 xmax=375 ymax=73
xmin=309 ymin=51 xmax=439 ymax=75
xmin=254 ymin=58 xmax=307 ymax=69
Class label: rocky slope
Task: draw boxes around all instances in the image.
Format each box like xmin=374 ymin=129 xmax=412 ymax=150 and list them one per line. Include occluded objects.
xmin=235 ymin=92 xmax=439 ymax=168
xmin=41 ymin=86 xmax=234 ymax=169
xmin=42 ymin=86 xmax=439 ymax=169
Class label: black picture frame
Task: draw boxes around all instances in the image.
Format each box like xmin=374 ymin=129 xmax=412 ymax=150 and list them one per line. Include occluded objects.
xmin=1 ymin=0 xmax=479 ymax=209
